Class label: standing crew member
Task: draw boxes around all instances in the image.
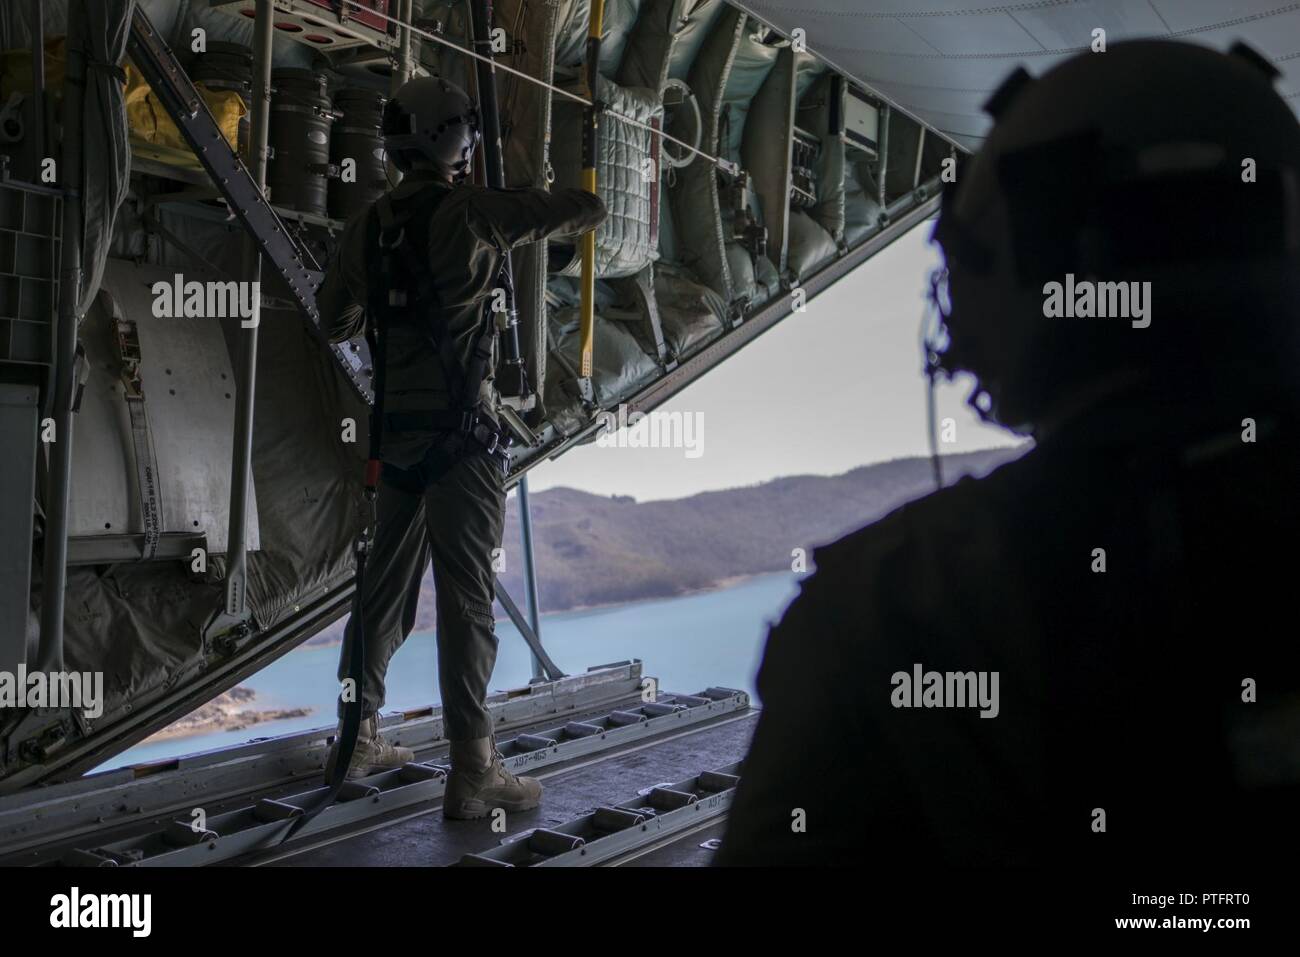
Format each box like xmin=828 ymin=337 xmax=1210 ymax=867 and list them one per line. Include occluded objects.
xmin=316 ymin=76 xmax=606 ymax=818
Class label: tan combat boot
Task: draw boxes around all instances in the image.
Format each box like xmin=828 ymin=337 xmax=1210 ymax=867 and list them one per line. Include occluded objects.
xmin=444 ymin=736 xmax=543 ymax=819
xmin=325 ymin=714 xmax=415 ymax=780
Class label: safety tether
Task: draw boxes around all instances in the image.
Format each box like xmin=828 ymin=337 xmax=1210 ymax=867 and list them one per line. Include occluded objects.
xmin=276 ymin=205 xmax=409 ymax=844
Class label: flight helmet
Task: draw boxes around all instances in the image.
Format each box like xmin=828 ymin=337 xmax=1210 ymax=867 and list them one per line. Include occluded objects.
xmin=929 ymin=40 xmax=1300 ymax=434
xmin=383 ymin=76 xmax=481 ymax=180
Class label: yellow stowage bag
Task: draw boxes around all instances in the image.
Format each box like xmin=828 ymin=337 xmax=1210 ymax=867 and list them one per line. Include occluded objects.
xmin=124 ymin=61 xmax=245 ymax=152
xmin=1 ymin=40 xmax=244 ymax=153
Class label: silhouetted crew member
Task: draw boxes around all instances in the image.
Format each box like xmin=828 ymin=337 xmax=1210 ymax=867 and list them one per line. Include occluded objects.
xmin=317 ymin=76 xmax=605 ymax=817
xmin=718 ymin=41 xmax=1300 ymax=865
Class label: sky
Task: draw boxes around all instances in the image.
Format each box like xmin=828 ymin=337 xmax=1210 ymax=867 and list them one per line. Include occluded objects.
xmin=526 ymin=221 xmax=1026 ymax=502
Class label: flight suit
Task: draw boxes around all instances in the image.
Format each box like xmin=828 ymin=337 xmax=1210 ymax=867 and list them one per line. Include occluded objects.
xmin=318 ymin=169 xmax=605 ymax=739
xmin=717 ymin=398 xmax=1300 ymax=866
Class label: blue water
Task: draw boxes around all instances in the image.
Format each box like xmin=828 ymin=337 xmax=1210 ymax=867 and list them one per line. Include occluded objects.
xmin=104 ymin=572 xmax=803 ymax=770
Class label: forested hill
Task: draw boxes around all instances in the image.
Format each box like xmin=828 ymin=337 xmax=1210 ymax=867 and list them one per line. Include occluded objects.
xmin=307 ymin=446 xmax=1024 ymax=644
xmin=500 ymin=446 xmax=1024 ymax=614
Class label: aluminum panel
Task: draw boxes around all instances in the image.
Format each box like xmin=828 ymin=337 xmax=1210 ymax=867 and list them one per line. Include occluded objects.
xmin=67 ymin=259 xmax=259 ymax=556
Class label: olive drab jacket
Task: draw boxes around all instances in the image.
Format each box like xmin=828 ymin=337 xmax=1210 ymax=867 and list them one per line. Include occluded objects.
xmin=718 ymin=400 xmax=1300 ymax=866
xmin=318 ymin=168 xmax=606 ymax=468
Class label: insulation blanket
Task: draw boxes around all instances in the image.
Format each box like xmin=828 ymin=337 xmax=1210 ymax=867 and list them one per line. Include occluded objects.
xmin=551 ymin=74 xmax=662 ymax=280
xmin=544 ymin=305 xmax=659 ymax=435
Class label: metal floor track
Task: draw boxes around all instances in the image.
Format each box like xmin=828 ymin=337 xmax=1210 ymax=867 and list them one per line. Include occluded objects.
xmin=266 ymin=707 xmax=758 ymax=867
xmin=0 ymin=663 xmax=636 ymax=863
xmin=0 ymin=662 xmax=759 ymax=868
xmin=455 ymin=761 xmax=742 ymax=867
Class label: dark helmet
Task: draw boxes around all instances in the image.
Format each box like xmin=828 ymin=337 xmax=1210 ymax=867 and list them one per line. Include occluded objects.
xmin=382 ymin=76 xmax=480 ymax=179
xmin=930 ymin=41 xmax=1300 ymax=434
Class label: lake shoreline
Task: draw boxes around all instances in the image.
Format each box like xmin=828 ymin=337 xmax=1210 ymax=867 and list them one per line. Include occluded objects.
xmin=303 ymin=570 xmax=780 ymax=650
xmin=141 ymin=686 xmax=315 ymax=744
xmin=141 ymin=571 xmax=792 ymax=747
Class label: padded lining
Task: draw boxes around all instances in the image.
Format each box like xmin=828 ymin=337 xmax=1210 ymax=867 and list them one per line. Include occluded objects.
xmin=654 ymin=265 xmax=727 ymax=359
xmin=551 ymin=74 xmax=663 ymax=279
xmin=554 ymin=0 xmax=643 ymax=77
xmin=543 ymin=306 xmax=661 ymax=435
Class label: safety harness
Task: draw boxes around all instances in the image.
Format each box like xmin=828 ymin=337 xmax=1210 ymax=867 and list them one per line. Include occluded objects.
xmin=369 ymin=188 xmax=512 ymax=486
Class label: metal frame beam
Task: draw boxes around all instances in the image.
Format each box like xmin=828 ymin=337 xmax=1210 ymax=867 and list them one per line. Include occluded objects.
xmin=215 ymin=0 xmax=274 ymax=634
xmin=35 ymin=7 xmax=86 ymax=672
xmin=394 ymin=0 xmax=415 ymax=89
xmin=517 ymin=475 xmax=545 ymax=679
xmin=495 ymin=580 xmax=564 ymax=681
xmin=877 ymin=102 xmax=891 ymax=208
xmin=913 ymin=126 xmax=926 ymax=190
xmin=0 ymin=384 xmax=39 ymax=672
xmin=27 ymin=0 xmax=46 ymax=178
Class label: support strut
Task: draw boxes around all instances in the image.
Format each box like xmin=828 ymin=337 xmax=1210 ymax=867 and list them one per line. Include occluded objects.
xmin=468 ymin=0 xmax=531 ymax=406
xmin=577 ymin=0 xmax=607 ymax=388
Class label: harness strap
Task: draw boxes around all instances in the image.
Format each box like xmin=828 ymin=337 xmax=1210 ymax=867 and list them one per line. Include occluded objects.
xmin=276 ymin=201 xmax=411 ymax=845
xmin=278 ymin=550 xmax=367 ymax=844
xmin=375 ymin=191 xmax=476 ymax=415
xmin=384 ymin=409 xmax=473 ymax=432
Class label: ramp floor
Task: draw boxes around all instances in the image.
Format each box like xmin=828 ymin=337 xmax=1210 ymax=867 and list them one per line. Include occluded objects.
xmin=257 ymin=710 xmax=758 ymax=867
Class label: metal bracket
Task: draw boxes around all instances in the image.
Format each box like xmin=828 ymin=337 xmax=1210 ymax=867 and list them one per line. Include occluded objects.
xmin=495 ymin=403 xmax=540 ymax=449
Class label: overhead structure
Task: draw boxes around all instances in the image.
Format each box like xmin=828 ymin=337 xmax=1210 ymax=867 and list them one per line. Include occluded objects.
xmin=732 ymin=0 xmax=1300 ymax=151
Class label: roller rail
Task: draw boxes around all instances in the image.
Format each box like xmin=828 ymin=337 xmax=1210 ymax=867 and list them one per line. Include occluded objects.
xmin=455 ymin=761 xmax=742 ymax=867
xmin=45 ymin=687 xmax=747 ymax=867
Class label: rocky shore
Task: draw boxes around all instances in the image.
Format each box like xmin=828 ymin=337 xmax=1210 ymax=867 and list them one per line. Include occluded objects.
xmin=144 ymin=686 xmax=313 ymax=743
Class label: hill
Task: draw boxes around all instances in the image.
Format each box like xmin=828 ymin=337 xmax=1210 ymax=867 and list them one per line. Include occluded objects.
xmin=307 ymin=445 xmax=1025 ymax=643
